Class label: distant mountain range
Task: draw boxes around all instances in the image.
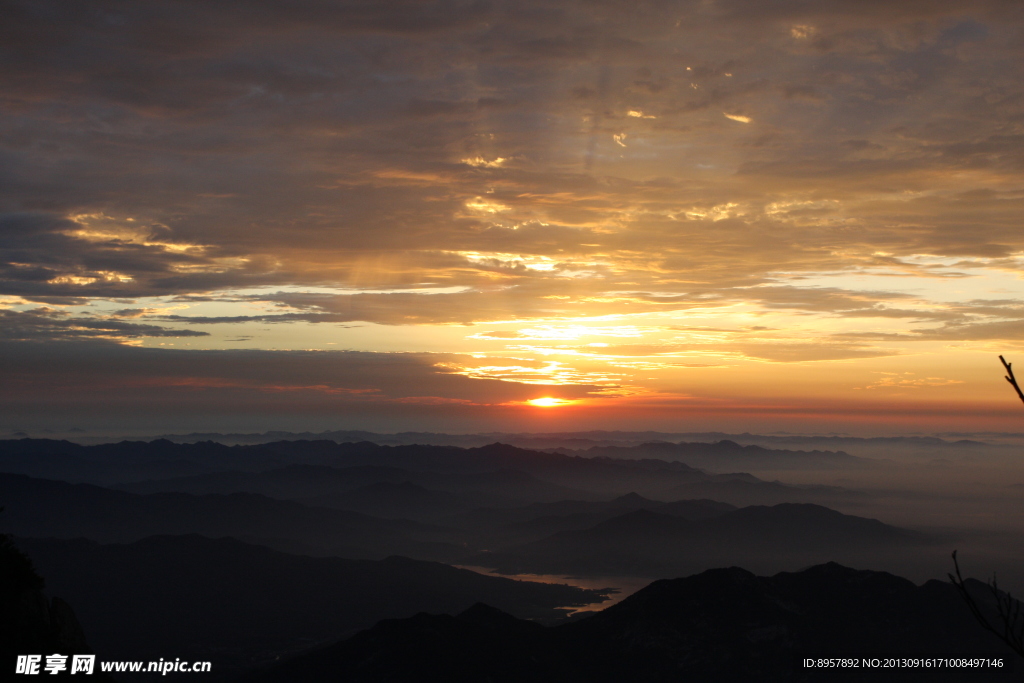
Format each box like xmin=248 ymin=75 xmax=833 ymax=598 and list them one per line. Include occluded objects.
xmin=469 ymin=503 xmax=935 ymax=577
xmin=245 ymin=562 xmax=1018 ymax=682
xmin=0 ymin=438 xmax=865 ymax=506
xmin=0 ymin=472 xmax=462 ymax=561
xmin=138 ymin=429 xmax=993 ymax=450
xmin=119 ymin=461 xmax=596 ymax=512
xmin=548 ymin=439 xmax=868 ymax=472
xmin=0 ymin=439 xmax=934 ymax=580
xmin=2 ymin=468 xmax=910 ymax=576
xmin=21 ymin=429 xmax=1003 ymax=463
xmin=442 ymin=493 xmax=736 ymax=546
xmin=0 ymin=436 xmax=1004 ymax=682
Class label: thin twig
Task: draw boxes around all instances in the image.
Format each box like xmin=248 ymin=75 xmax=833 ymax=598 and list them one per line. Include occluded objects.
xmin=999 ymin=356 xmax=1024 ymax=406
xmin=949 ymin=550 xmax=1024 ymax=658
xmin=950 ymin=551 xmax=997 ymax=639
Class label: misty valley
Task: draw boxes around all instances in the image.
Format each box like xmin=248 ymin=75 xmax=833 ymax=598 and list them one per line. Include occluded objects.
xmin=3 ymin=431 xmax=1024 ymax=681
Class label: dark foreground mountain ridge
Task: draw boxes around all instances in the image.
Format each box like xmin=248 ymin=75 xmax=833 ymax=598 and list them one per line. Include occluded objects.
xmin=247 ymin=562 xmax=1019 ymax=683
xmin=0 ymin=529 xmax=115 ymax=681
xmin=17 ymin=534 xmax=606 ymax=676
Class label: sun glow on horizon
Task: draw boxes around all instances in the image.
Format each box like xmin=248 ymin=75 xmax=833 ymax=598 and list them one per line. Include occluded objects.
xmin=526 ymin=397 xmax=576 ymax=407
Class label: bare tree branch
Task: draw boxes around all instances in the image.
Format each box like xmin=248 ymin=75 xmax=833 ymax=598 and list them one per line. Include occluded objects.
xmin=949 ymin=550 xmax=1024 ymax=658
xmin=948 ymin=361 xmax=1024 ymax=658
xmin=999 ymin=355 xmax=1024 ymax=406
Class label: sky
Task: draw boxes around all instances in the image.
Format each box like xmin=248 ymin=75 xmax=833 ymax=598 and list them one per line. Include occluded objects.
xmin=3 ymin=0 xmax=1024 ymax=436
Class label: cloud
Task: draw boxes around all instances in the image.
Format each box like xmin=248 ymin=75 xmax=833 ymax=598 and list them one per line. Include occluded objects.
xmin=0 ymin=339 xmax=605 ymax=412
xmin=723 ymin=113 xmax=752 ymax=123
xmin=841 ymin=319 xmax=1024 ymax=343
xmin=3 ymin=0 xmax=1024 ymax=429
xmin=860 ymin=372 xmax=964 ymax=390
xmin=0 ymin=308 xmax=208 ymax=342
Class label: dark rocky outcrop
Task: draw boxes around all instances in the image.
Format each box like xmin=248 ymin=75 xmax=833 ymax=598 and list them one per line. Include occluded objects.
xmin=0 ymin=531 xmax=113 ymax=680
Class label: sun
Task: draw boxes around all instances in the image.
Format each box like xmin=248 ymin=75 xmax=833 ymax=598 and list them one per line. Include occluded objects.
xmin=526 ymin=397 xmax=575 ymax=407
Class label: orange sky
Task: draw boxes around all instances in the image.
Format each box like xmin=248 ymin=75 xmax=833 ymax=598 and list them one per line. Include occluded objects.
xmin=2 ymin=1 xmax=1024 ymax=436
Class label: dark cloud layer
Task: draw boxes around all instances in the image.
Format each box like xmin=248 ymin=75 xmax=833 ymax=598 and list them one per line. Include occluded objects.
xmin=0 ymin=307 xmax=208 ymax=342
xmin=0 ymin=339 xmax=599 ymax=411
xmin=3 ymin=0 xmax=1023 ymax=301
xmin=2 ymin=0 xmax=1024 ymax=430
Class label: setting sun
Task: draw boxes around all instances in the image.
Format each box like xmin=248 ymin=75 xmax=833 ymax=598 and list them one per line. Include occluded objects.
xmin=526 ymin=397 xmax=575 ymax=408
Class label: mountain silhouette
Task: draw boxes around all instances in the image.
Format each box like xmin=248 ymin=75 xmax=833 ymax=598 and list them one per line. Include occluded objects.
xmin=558 ymin=440 xmax=868 ymax=472
xmin=17 ymin=534 xmax=607 ymax=676
xmin=121 ymin=463 xmax=413 ymax=498
xmin=0 ymin=472 xmax=461 ymax=560
xmin=247 ymin=562 xmax=1018 ymax=682
xmin=301 ymin=480 xmax=477 ymax=521
xmin=0 ymin=529 xmax=114 ymax=681
xmin=1 ymin=438 xmax=858 ymax=507
xmin=469 ymin=503 xmax=933 ymax=577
